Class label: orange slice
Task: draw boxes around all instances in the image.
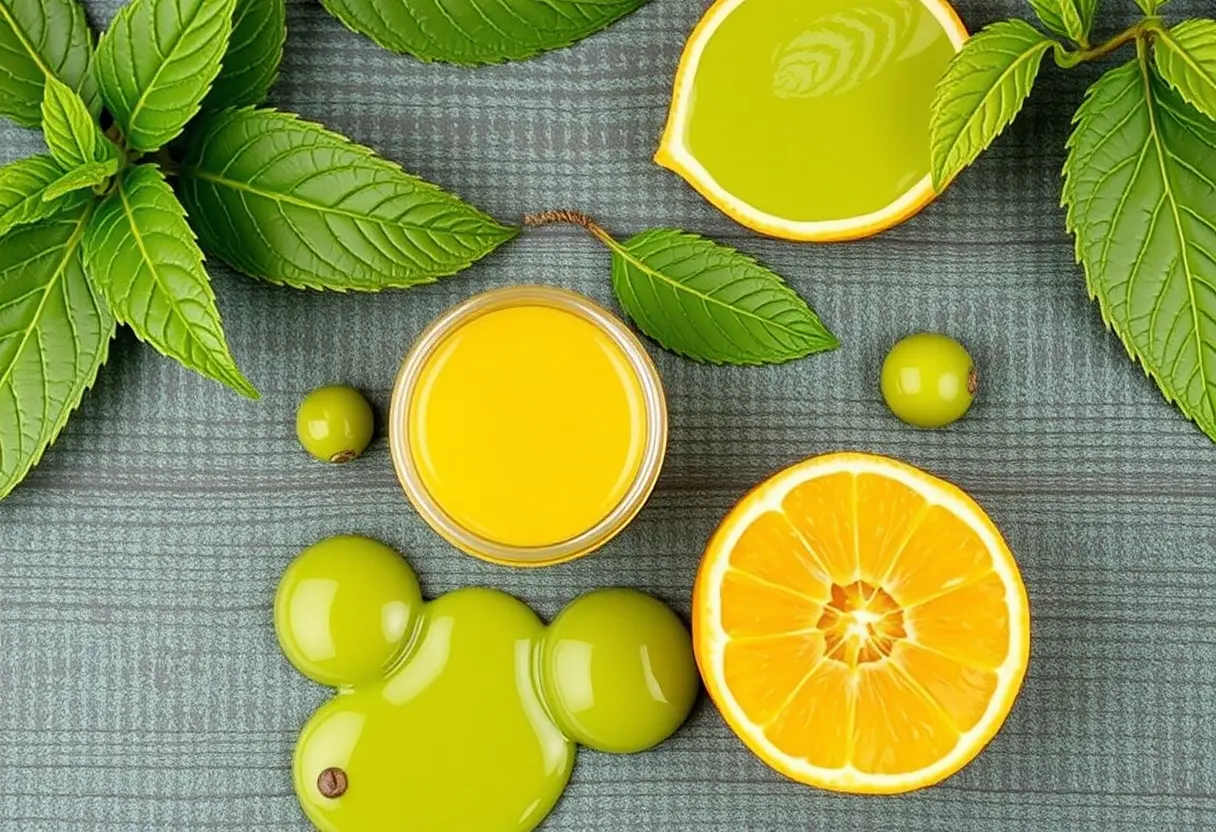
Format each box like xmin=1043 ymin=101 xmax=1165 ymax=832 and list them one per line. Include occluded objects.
xmin=693 ymin=452 xmax=1029 ymax=793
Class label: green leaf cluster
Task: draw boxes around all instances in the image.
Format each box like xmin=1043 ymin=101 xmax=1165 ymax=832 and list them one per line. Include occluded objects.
xmin=0 ymin=0 xmax=517 ymax=498
xmin=929 ymin=1 xmax=1216 ymax=444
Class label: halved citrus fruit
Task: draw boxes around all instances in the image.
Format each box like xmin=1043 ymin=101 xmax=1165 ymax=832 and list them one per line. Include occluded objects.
xmin=693 ymin=452 xmax=1029 ymax=793
xmin=656 ymin=0 xmax=968 ymax=241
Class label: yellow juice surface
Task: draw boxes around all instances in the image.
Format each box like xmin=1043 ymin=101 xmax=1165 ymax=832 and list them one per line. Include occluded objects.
xmin=409 ymin=304 xmax=647 ymax=548
xmin=683 ymin=0 xmax=957 ymax=222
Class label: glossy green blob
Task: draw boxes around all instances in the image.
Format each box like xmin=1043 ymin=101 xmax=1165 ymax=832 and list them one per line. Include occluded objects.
xmin=296 ymin=386 xmax=374 ymax=463
xmin=881 ymin=332 xmax=977 ymax=428
xmin=275 ymin=535 xmax=421 ymax=688
xmin=276 ymin=537 xmax=699 ymax=832
xmin=541 ymin=589 xmax=699 ymax=753
xmin=294 ymin=588 xmax=573 ymax=832
xmin=684 ymin=0 xmax=957 ymax=221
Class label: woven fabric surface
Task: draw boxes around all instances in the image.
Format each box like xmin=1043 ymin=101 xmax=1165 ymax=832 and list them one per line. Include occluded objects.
xmin=2 ymin=0 xmax=1215 ymax=828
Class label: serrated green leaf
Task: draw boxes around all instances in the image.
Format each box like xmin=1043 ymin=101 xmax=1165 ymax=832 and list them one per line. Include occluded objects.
xmin=320 ymin=0 xmax=647 ymax=65
xmin=83 ymin=164 xmax=256 ymax=397
xmin=0 ymin=0 xmax=99 ymax=128
xmin=43 ymin=158 xmax=117 ymax=201
xmin=1062 ymin=54 xmax=1216 ymax=441
xmin=603 ymin=227 xmax=838 ymax=365
xmin=202 ymin=0 xmax=285 ymax=110
xmin=1154 ymin=19 xmax=1216 ymax=123
xmin=1028 ymin=0 xmax=1067 ymax=38
xmin=95 ymin=0 xmax=236 ymax=152
xmin=41 ymin=75 xmax=119 ymax=169
xmin=931 ymin=20 xmax=1055 ymax=189
xmin=0 ymin=154 xmax=91 ymax=236
xmin=177 ymin=108 xmax=517 ymax=291
xmin=0 ymin=203 xmax=114 ymax=500
xmin=1028 ymin=0 xmax=1097 ymax=43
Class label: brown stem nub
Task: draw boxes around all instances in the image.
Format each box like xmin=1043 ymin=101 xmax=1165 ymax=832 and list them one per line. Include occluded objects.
xmin=317 ymin=767 xmax=348 ymax=799
xmin=522 ymin=210 xmax=616 ymax=248
xmin=967 ymin=366 xmax=979 ymax=397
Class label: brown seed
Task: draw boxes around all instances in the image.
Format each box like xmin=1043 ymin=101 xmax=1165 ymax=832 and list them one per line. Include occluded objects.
xmin=317 ymin=766 xmax=348 ymax=799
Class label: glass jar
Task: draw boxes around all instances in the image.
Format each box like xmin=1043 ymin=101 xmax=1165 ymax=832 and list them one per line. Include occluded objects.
xmin=389 ymin=286 xmax=668 ymax=567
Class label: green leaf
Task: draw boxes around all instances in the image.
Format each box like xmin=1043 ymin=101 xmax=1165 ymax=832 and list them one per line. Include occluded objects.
xmin=42 ymin=158 xmax=118 ymax=201
xmin=604 ymin=227 xmax=839 ymax=365
xmin=0 ymin=154 xmax=90 ymax=237
xmin=1028 ymin=0 xmax=1097 ymax=43
xmin=1062 ymin=54 xmax=1216 ymax=441
xmin=931 ymin=20 xmax=1055 ymax=190
xmin=40 ymin=75 xmax=119 ymax=169
xmin=1154 ymin=19 xmax=1216 ymax=123
xmin=1134 ymin=0 xmax=1165 ymax=15
xmin=95 ymin=0 xmax=236 ymax=152
xmin=0 ymin=203 xmax=114 ymax=500
xmin=319 ymin=0 xmax=647 ymax=65
xmin=1027 ymin=0 xmax=1067 ymax=38
xmin=177 ymin=108 xmax=517 ymax=291
xmin=83 ymin=164 xmax=257 ymax=397
xmin=202 ymin=0 xmax=285 ymax=110
xmin=0 ymin=0 xmax=98 ymax=128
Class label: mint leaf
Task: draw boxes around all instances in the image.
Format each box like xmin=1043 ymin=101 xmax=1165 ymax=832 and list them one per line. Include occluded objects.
xmin=0 ymin=154 xmax=90 ymax=236
xmin=43 ymin=158 xmax=118 ymax=201
xmin=178 ymin=108 xmax=517 ymax=291
xmin=0 ymin=0 xmax=98 ymax=128
xmin=1062 ymin=55 xmax=1216 ymax=440
xmin=1028 ymin=0 xmax=1096 ymax=43
xmin=84 ymin=164 xmax=256 ymax=397
xmin=95 ymin=0 xmax=236 ymax=152
xmin=606 ymin=228 xmax=839 ymax=365
xmin=41 ymin=75 xmax=119 ymax=169
xmin=320 ymin=0 xmax=646 ymax=65
xmin=930 ymin=20 xmax=1055 ymax=189
xmin=1154 ymin=19 xmax=1216 ymax=123
xmin=0 ymin=204 xmax=114 ymax=499
xmin=202 ymin=0 xmax=285 ymax=110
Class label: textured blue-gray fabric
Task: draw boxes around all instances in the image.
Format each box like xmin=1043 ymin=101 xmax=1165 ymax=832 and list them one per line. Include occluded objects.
xmin=2 ymin=0 xmax=1215 ymax=829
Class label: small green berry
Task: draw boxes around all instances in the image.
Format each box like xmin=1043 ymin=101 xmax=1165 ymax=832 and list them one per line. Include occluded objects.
xmin=881 ymin=333 xmax=977 ymax=429
xmin=296 ymin=386 xmax=375 ymax=462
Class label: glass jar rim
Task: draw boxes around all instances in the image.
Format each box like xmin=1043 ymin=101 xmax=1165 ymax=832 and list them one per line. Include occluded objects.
xmin=389 ymin=285 xmax=668 ymax=567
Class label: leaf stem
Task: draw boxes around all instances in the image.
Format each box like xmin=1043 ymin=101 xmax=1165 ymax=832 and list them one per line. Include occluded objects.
xmin=523 ymin=209 xmax=617 ymax=248
xmin=150 ymin=148 xmax=181 ymax=178
xmin=1054 ymin=20 xmax=1157 ymax=69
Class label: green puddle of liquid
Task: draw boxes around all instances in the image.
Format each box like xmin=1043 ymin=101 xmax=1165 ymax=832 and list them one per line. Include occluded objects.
xmin=278 ymin=536 xmax=700 ymax=832
xmin=684 ymin=0 xmax=957 ymax=222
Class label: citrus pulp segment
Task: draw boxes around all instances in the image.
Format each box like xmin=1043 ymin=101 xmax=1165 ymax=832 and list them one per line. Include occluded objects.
xmin=694 ymin=453 xmax=1029 ymax=793
xmin=657 ymin=0 xmax=968 ymax=241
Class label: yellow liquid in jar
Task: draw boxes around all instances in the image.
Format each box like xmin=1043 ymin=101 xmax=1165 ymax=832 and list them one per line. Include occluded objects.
xmin=408 ymin=304 xmax=647 ymax=548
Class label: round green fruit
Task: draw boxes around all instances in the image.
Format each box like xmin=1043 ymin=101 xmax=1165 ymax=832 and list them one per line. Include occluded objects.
xmin=274 ymin=535 xmax=422 ymax=688
xmin=296 ymin=386 xmax=374 ymax=463
xmin=539 ymin=589 xmax=699 ymax=754
xmin=881 ymin=333 xmax=977 ymax=429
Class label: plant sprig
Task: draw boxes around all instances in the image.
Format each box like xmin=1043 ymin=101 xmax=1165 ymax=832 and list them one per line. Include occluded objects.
xmin=0 ymin=0 xmax=516 ymax=498
xmin=930 ymin=0 xmax=1216 ymax=443
xmin=523 ymin=211 xmax=839 ymax=366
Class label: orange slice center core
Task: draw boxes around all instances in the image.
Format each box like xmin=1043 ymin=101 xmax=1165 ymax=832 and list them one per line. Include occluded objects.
xmin=817 ymin=581 xmax=906 ymax=668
